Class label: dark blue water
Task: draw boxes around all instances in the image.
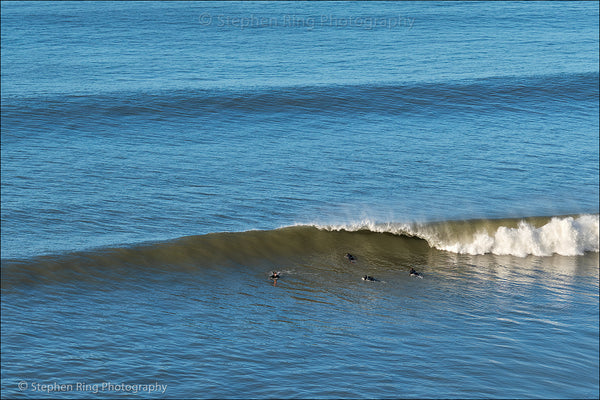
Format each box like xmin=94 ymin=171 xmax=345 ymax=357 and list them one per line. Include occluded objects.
xmin=1 ymin=2 xmax=599 ymax=398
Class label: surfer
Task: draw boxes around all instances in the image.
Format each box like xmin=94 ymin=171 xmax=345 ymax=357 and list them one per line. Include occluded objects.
xmin=362 ymin=275 xmax=378 ymax=282
xmin=270 ymin=271 xmax=280 ymax=280
xmin=409 ymin=267 xmax=422 ymax=278
xmin=269 ymin=271 xmax=280 ymax=286
xmin=345 ymin=253 xmax=357 ymax=263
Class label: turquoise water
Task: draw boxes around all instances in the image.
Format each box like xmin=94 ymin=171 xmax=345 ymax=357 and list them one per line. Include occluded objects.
xmin=1 ymin=2 xmax=599 ymax=398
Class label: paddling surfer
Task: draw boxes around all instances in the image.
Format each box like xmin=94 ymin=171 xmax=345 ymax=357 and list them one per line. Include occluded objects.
xmin=270 ymin=271 xmax=280 ymax=286
xmin=409 ymin=267 xmax=422 ymax=278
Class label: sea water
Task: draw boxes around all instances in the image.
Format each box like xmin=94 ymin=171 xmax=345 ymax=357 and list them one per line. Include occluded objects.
xmin=1 ymin=2 xmax=598 ymax=398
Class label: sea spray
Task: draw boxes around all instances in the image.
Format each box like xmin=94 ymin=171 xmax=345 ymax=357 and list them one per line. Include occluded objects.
xmin=418 ymin=215 xmax=599 ymax=256
xmin=315 ymin=214 xmax=599 ymax=257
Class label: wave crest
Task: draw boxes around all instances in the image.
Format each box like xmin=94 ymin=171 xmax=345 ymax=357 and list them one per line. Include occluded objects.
xmin=316 ymin=214 xmax=599 ymax=257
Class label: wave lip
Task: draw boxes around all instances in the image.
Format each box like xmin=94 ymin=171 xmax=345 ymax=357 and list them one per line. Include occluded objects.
xmin=316 ymin=214 xmax=600 ymax=257
xmin=434 ymin=215 xmax=599 ymax=257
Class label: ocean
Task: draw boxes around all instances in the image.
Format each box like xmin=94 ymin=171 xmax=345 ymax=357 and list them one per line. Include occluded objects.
xmin=1 ymin=1 xmax=598 ymax=398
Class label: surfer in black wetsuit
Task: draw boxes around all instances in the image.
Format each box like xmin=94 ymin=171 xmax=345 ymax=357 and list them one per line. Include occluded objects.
xmin=269 ymin=271 xmax=281 ymax=286
xmin=362 ymin=275 xmax=378 ymax=281
xmin=409 ymin=267 xmax=422 ymax=277
xmin=345 ymin=253 xmax=357 ymax=263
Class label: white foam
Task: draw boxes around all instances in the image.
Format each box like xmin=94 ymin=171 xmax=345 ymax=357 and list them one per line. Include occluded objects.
xmin=310 ymin=214 xmax=599 ymax=257
xmin=434 ymin=215 xmax=599 ymax=257
xmin=314 ymin=219 xmax=412 ymax=235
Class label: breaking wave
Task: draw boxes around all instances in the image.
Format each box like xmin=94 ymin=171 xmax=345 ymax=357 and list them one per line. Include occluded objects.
xmin=2 ymin=214 xmax=597 ymax=287
xmin=317 ymin=214 xmax=599 ymax=257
